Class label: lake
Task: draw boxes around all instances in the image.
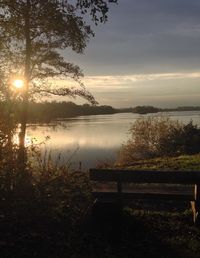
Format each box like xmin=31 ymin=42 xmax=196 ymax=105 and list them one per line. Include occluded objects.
xmin=26 ymin=111 xmax=200 ymax=170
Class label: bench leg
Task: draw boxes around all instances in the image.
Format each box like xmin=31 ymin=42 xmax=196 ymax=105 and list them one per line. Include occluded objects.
xmin=191 ymin=201 xmax=199 ymax=224
xmin=191 ymin=184 xmax=200 ymax=225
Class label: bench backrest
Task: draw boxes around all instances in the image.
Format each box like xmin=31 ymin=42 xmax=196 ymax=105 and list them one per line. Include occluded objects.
xmin=90 ymin=169 xmax=200 ymax=184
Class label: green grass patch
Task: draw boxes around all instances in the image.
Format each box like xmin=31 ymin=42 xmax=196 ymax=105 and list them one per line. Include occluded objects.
xmin=123 ymin=154 xmax=200 ymax=171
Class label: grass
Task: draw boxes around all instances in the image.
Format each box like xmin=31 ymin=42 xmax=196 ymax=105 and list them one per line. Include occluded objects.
xmin=122 ymin=154 xmax=200 ymax=171
xmin=1 ymin=205 xmax=200 ymax=258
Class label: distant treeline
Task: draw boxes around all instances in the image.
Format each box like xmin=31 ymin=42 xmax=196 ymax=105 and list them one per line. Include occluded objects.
xmin=132 ymin=105 xmax=200 ymax=114
xmin=1 ymin=101 xmax=200 ymax=123
xmin=28 ymin=102 xmax=119 ymax=122
xmin=132 ymin=106 xmax=160 ymax=114
xmin=0 ymin=101 xmax=131 ymax=123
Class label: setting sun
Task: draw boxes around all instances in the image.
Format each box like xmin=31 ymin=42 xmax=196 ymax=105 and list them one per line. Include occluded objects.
xmin=13 ymin=79 xmax=24 ymax=89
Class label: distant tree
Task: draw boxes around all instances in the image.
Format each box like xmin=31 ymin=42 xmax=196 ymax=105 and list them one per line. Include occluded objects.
xmin=132 ymin=106 xmax=160 ymax=114
xmin=0 ymin=0 xmax=117 ymax=159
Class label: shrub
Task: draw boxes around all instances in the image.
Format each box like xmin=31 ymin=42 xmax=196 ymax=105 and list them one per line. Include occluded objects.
xmin=0 ymin=108 xmax=91 ymax=226
xmin=117 ymin=116 xmax=200 ymax=165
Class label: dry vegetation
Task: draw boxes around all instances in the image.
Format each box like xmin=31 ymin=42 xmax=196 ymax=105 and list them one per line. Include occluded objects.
xmin=117 ymin=116 xmax=200 ymax=165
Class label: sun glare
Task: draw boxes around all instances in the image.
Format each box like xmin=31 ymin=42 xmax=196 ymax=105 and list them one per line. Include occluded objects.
xmin=13 ymin=79 xmax=24 ymax=89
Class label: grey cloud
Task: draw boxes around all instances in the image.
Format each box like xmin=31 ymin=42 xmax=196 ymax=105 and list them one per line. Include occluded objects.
xmin=64 ymin=0 xmax=200 ymax=75
xmin=88 ymin=77 xmax=200 ymax=108
xmin=61 ymin=1 xmax=200 ymax=108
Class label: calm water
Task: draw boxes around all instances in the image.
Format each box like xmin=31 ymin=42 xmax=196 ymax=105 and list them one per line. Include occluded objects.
xmin=26 ymin=111 xmax=200 ymax=170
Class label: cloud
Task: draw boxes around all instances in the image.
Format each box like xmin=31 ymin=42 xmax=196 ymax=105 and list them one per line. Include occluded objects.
xmin=56 ymin=1 xmax=200 ymax=107
xmin=83 ymin=72 xmax=200 ymax=108
xmin=83 ymin=72 xmax=200 ymax=90
xmin=64 ymin=0 xmax=200 ymax=75
xmin=51 ymin=71 xmax=200 ymax=108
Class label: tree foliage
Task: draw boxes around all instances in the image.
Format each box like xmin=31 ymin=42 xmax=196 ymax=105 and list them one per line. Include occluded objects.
xmin=0 ymin=0 xmax=116 ymax=103
xmin=0 ymin=0 xmax=117 ymax=152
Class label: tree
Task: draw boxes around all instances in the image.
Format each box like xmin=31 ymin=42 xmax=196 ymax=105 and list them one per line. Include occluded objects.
xmin=0 ymin=0 xmax=117 ymax=160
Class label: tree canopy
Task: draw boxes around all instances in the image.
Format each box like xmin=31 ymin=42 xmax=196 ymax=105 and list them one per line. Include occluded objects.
xmin=0 ymin=0 xmax=117 ymax=151
xmin=0 ymin=0 xmax=117 ymax=104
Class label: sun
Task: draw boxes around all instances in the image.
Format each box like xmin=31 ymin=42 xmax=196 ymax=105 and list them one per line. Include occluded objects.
xmin=13 ymin=79 xmax=24 ymax=89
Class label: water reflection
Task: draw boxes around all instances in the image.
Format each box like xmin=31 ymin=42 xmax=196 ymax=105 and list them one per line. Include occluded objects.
xmin=26 ymin=111 xmax=200 ymax=169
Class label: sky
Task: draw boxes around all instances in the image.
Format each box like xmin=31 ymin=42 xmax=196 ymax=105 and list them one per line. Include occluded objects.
xmin=63 ymin=0 xmax=200 ymax=108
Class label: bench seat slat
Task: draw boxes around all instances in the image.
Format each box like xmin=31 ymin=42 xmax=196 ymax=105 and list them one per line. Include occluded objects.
xmin=90 ymin=169 xmax=200 ymax=184
xmin=92 ymin=191 xmax=194 ymax=201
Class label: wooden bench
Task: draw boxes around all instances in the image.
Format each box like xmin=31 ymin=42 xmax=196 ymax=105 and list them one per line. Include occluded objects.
xmin=89 ymin=168 xmax=200 ymax=224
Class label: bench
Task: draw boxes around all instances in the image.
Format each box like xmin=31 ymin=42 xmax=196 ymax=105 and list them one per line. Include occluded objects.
xmin=89 ymin=168 xmax=200 ymax=224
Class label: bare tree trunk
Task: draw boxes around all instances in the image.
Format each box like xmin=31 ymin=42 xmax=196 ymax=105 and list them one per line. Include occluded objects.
xmin=18 ymin=0 xmax=31 ymax=164
xmin=5 ymin=95 xmax=14 ymax=194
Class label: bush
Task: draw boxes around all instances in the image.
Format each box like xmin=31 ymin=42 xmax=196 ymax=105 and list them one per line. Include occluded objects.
xmin=0 ymin=145 xmax=92 ymax=224
xmin=117 ymin=116 xmax=200 ymax=165
xmin=0 ymin=109 xmax=91 ymax=225
xmin=0 ymin=103 xmax=93 ymax=257
xmin=0 ymin=147 xmax=92 ymax=257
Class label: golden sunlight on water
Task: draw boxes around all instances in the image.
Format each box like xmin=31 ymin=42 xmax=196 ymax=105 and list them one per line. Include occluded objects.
xmin=14 ymin=126 xmax=37 ymax=147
